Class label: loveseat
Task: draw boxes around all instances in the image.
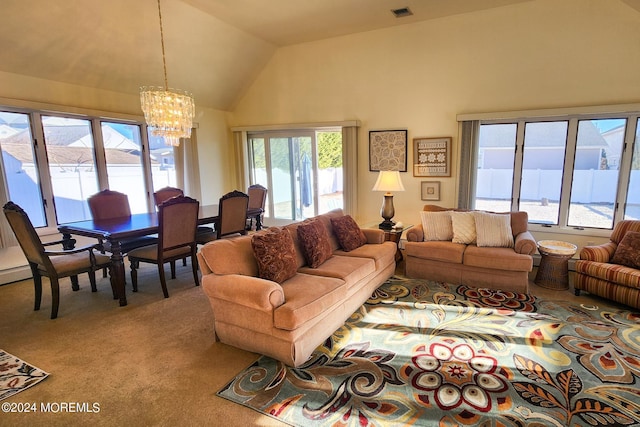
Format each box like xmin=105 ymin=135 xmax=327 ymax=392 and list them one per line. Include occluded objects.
xmin=404 ymin=205 xmax=537 ymax=293
xmin=575 ymin=220 xmax=640 ymax=309
xmin=197 ymin=209 xmax=397 ymax=367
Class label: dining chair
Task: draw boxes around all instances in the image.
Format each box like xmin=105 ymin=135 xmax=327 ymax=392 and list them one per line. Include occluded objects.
xmin=128 ymin=195 xmax=200 ymax=298
xmin=3 ymin=201 xmax=113 ymax=319
xmin=87 ymin=189 xmax=157 ymax=280
xmin=217 ymin=190 xmax=250 ymax=239
xmin=153 ymin=186 xmax=215 ymax=245
xmin=246 ymin=184 xmax=267 ymax=231
xmin=153 ymin=186 xmax=183 ymax=207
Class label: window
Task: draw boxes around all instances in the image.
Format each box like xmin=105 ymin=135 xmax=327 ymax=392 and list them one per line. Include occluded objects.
xmin=42 ymin=115 xmax=100 ymax=223
xmin=0 ymin=111 xmax=46 ymax=227
xmin=467 ymin=109 xmax=639 ymax=232
xmin=0 ymin=107 xmax=178 ymax=232
xmin=247 ymin=129 xmax=344 ymax=225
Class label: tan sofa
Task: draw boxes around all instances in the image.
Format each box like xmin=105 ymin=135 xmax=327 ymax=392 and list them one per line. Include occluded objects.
xmin=197 ymin=209 xmax=397 ymax=367
xmin=404 ymin=205 xmax=536 ymax=294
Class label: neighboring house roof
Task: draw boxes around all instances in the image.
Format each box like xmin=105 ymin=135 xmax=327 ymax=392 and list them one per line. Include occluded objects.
xmin=70 ymin=126 xmax=139 ymax=150
xmin=1 ymin=125 xmax=139 ymax=150
xmin=2 ymin=143 xmax=157 ymax=165
xmin=479 ymin=121 xmax=608 ymax=148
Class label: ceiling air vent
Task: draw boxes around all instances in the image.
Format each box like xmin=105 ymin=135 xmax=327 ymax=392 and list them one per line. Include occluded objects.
xmin=391 ymin=7 xmax=413 ymax=18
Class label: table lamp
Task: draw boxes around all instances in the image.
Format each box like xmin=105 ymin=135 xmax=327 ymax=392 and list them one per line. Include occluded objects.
xmin=372 ymin=170 xmax=405 ymax=230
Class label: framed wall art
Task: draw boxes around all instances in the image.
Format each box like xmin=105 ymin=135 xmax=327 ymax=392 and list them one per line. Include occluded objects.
xmin=413 ymin=137 xmax=451 ymax=177
xmin=421 ymin=181 xmax=441 ymax=201
xmin=369 ymin=130 xmax=407 ymax=172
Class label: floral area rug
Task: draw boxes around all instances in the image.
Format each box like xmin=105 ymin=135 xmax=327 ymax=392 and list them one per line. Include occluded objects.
xmin=0 ymin=350 xmax=49 ymax=401
xmin=217 ymin=276 xmax=640 ymax=426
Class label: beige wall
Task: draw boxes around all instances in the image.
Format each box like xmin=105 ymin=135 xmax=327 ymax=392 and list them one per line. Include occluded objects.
xmin=229 ymin=0 xmax=640 ymax=245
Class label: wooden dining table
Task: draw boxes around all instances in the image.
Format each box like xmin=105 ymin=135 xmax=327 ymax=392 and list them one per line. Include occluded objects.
xmin=58 ymin=205 xmax=263 ymax=307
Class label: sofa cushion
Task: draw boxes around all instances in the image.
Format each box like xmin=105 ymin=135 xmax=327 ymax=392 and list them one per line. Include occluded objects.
xmin=611 ymin=231 xmax=640 ymax=269
xmin=334 ymin=241 xmax=397 ymax=270
xmin=405 ymin=240 xmax=466 ymax=264
xmin=420 ymin=211 xmax=453 ymax=241
xmin=297 ymin=219 xmax=333 ymax=268
xmin=251 ymin=227 xmax=298 ymax=283
xmin=474 ymin=211 xmax=514 ymax=248
xmin=331 ymin=215 xmax=367 ymax=251
xmin=575 ymin=260 xmax=640 ymax=289
xmin=451 ymin=211 xmax=476 ymax=244
xmin=297 ymin=255 xmax=375 ymax=290
xmin=274 ymin=273 xmax=347 ymax=330
xmin=463 ymin=245 xmax=533 ymax=272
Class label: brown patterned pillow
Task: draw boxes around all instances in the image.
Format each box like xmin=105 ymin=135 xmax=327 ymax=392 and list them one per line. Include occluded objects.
xmin=251 ymin=227 xmax=298 ymax=283
xmin=331 ymin=215 xmax=367 ymax=251
xmin=297 ymin=219 xmax=333 ymax=268
xmin=611 ymin=231 xmax=640 ymax=269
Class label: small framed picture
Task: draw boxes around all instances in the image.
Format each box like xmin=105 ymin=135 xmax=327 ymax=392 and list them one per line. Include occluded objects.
xmin=369 ymin=129 xmax=408 ymax=172
xmin=413 ymin=137 xmax=451 ymax=177
xmin=421 ymin=181 xmax=441 ymax=201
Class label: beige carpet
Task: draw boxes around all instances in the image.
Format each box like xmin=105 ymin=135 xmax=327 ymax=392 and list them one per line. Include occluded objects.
xmin=0 ymin=256 xmax=607 ymax=426
xmin=0 ymin=259 xmax=285 ymax=427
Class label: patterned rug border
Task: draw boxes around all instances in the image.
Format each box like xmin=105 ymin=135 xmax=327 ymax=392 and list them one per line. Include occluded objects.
xmin=216 ymin=276 xmax=640 ymax=426
xmin=0 ymin=350 xmax=49 ymax=401
xmin=217 ymin=369 xmax=296 ymax=427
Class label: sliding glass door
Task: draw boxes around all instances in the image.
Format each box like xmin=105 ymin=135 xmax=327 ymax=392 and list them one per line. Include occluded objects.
xmin=248 ymin=129 xmax=343 ymax=226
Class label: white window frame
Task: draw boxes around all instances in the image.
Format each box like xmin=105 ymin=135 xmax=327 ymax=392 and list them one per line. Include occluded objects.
xmin=458 ymin=104 xmax=640 ymax=238
xmin=0 ymin=104 xmax=157 ymax=235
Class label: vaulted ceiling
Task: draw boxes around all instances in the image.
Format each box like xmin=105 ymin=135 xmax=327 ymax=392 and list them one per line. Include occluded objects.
xmin=1 ymin=0 xmax=638 ymax=111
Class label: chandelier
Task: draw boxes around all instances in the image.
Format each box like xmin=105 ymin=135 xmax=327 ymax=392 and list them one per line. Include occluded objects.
xmin=140 ymin=0 xmax=195 ymax=147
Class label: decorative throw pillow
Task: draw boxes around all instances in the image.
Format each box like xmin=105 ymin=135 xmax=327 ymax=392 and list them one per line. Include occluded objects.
xmin=450 ymin=211 xmax=477 ymax=244
xmin=611 ymin=231 xmax=640 ymax=269
xmin=251 ymin=227 xmax=298 ymax=283
xmin=420 ymin=211 xmax=453 ymax=241
xmin=331 ymin=215 xmax=367 ymax=251
xmin=474 ymin=211 xmax=514 ymax=248
xmin=297 ymin=219 xmax=333 ymax=268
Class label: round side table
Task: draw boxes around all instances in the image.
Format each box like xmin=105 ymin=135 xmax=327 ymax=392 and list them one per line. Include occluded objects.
xmin=534 ymin=240 xmax=578 ymax=290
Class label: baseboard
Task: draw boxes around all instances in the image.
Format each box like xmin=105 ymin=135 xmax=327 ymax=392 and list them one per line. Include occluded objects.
xmin=0 ymin=246 xmax=30 ymax=285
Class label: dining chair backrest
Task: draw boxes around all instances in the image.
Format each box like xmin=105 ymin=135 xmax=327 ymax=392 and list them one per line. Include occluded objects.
xmin=218 ymin=190 xmax=249 ymax=238
xmin=88 ymin=189 xmax=131 ymax=220
xmin=158 ymin=195 xmax=199 ymax=254
xmin=247 ymin=184 xmax=267 ymax=210
xmin=154 ymin=186 xmax=184 ymax=208
xmin=3 ymin=201 xmax=50 ymax=269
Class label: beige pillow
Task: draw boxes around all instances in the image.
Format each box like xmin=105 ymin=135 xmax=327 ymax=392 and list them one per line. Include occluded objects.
xmin=451 ymin=211 xmax=476 ymax=244
xmin=474 ymin=211 xmax=514 ymax=248
xmin=420 ymin=211 xmax=453 ymax=241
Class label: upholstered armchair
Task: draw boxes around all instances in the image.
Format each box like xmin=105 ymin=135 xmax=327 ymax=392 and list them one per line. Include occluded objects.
xmin=575 ymin=220 xmax=640 ymax=309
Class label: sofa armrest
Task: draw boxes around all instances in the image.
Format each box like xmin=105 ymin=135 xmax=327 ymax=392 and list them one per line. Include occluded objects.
xmin=406 ymin=224 xmax=424 ymax=242
xmin=580 ymin=242 xmax=617 ymax=263
xmin=362 ymin=228 xmax=385 ymax=244
xmin=514 ymin=231 xmax=536 ymax=255
xmin=196 ymin=252 xmax=211 ymax=275
xmin=201 ymin=274 xmax=285 ymax=310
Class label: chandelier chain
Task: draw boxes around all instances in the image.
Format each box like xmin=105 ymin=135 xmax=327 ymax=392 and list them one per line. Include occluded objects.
xmin=140 ymin=0 xmax=195 ymax=146
xmin=156 ymin=0 xmax=169 ymax=91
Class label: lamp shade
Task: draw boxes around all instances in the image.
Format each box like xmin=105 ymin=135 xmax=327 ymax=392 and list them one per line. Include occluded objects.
xmin=372 ymin=170 xmax=405 ymax=193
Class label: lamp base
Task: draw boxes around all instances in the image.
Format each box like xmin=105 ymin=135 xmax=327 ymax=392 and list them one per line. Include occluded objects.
xmin=379 ymin=219 xmax=395 ymax=230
